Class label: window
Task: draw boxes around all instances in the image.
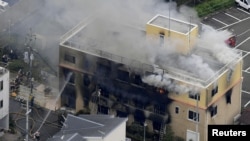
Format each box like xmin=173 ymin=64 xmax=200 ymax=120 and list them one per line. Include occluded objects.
xmin=209 ymin=106 xmax=217 ymax=117
xmin=154 ymin=104 xmax=166 ymax=115
xmin=188 ymin=110 xmax=199 ymax=122
xmin=63 ymin=68 xmax=75 ymax=84
xmin=175 ymin=107 xmax=179 ymax=114
xmin=159 ymin=32 xmax=165 ymax=46
xmin=0 ymin=80 xmax=3 ymax=90
xmin=131 ymin=74 xmax=142 ymax=85
xmin=96 ymin=63 xmax=111 ymax=76
xmin=212 ymin=83 xmax=218 ymax=97
xmin=189 ymin=92 xmax=200 ymax=101
xmin=226 ymin=88 xmax=232 ymax=104
xmin=97 ymin=105 xmax=109 ymax=114
xmin=64 ymin=54 xmax=75 ymax=63
xmin=0 ymin=100 xmax=3 ymax=108
xmin=117 ymin=69 xmax=129 ymax=82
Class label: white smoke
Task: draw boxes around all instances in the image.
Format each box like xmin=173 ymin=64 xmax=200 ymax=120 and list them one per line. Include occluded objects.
xmin=142 ymin=67 xmax=200 ymax=94
xmin=197 ymin=25 xmax=239 ymax=65
xmin=36 ymin=0 xmax=237 ymax=94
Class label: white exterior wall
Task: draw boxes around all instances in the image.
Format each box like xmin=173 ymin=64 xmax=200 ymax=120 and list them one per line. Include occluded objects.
xmin=0 ymin=67 xmax=9 ymax=130
xmin=103 ymin=121 xmax=127 ymax=141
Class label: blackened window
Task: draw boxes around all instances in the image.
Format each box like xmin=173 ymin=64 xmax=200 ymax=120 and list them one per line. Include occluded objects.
xmin=175 ymin=107 xmax=179 ymax=114
xmin=116 ymin=110 xmax=128 ymax=118
xmin=226 ymin=88 xmax=232 ymax=104
xmin=96 ymin=63 xmax=111 ymax=76
xmin=212 ymin=85 xmax=218 ymax=97
xmin=210 ymin=106 xmax=217 ymax=117
xmin=154 ymin=104 xmax=166 ymax=115
xmin=134 ymin=109 xmax=146 ymax=124
xmin=63 ymin=68 xmax=75 ymax=84
xmin=0 ymin=80 xmax=3 ymax=90
xmin=153 ymin=121 xmax=161 ymax=131
xmin=189 ymin=92 xmax=200 ymax=101
xmin=83 ymin=74 xmax=90 ymax=86
xmin=61 ymin=84 xmax=76 ymax=108
xmin=188 ymin=110 xmax=199 ymax=122
xmin=117 ymin=69 xmax=129 ymax=82
xmin=98 ymin=105 xmax=109 ymax=114
xmin=132 ymin=74 xmax=142 ymax=85
xmin=0 ymin=100 xmax=3 ymax=108
xmin=64 ymin=54 xmax=75 ymax=63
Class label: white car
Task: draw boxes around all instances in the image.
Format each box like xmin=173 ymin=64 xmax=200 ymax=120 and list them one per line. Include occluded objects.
xmin=235 ymin=0 xmax=250 ymax=12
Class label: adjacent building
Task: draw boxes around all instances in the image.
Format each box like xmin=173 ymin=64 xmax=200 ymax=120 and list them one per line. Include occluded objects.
xmin=47 ymin=114 xmax=128 ymax=141
xmin=0 ymin=67 xmax=9 ymax=131
xmin=58 ymin=13 xmax=243 ymax=141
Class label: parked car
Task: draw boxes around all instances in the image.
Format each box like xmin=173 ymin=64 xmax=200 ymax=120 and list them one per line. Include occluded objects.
xmin=225 ymin=35 xmax=236 ymax=48
xmin=235 ymin=0 xmax=250 ymax=12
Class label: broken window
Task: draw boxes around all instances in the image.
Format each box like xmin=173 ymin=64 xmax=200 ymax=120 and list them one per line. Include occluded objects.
xmin=98 ymin=105 xmax=109 ymax=114
xmin=63 ymin=68 xmax=75 ymax=84
xmin=61 ymin=84 xmax=76 ymax=108
xmin=153 ymin=121 xmax=161 ymax=131
xmin=117 ymin=69 xmax=130 ymax=82
xmin=154 ymin=104 xmax=166 ymax=115
xmin=116 ymin=110 xmax=128 ymax=118
xmin=211 ymin=83 xmax=218 ymax=97
xmin=209 ymin=105 xmax=217 ymax=117
xmin=131 ymin=74 xmax=142 ymax=85
xmin=134 ymin=109 xmax=146 ymax=124
xmin=226 ymin=88 xmax=232 ymax=104
xmin=83 ymin=74 xmax=90 ymax=87
xmin=96 ymin=63 xmax=111 ymax=77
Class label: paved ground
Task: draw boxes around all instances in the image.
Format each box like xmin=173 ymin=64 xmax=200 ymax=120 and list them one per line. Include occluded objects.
xmin=201 ymin=6 xmax=250 ymax=109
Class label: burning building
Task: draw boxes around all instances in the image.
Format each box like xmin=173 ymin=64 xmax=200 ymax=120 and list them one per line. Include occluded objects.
xmin=58 ymin=12 xmax=243 ymax=141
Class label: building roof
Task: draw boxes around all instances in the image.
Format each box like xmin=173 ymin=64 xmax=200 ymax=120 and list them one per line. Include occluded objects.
xmin=47 ymin=114 xmax=128 ymax=141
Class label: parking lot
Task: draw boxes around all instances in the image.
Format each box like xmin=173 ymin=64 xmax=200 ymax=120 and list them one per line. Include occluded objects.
xmin=201 ymin=6 xmax=250 ymax=108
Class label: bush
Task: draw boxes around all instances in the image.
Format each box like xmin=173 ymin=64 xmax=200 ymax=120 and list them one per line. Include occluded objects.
xmin=195 ymin=0 xmax=235 ymax=17
xmin=7 ymin=60 xmax=28 ymax=72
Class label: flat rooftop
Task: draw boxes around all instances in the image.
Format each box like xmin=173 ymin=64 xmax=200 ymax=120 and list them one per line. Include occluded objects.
xmin=147 ymin=14 xmax=197 ymax=34
xmin=60 ymin=16 xmax=242 ymax=88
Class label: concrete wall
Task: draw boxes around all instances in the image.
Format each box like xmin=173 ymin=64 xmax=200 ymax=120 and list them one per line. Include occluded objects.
xmin=104 ymin=121 xmax=127 ymax=141
xmin=0 ymin=68 xmax=9 ymax=130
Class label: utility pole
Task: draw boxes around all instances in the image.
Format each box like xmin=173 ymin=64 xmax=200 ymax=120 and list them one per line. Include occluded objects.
xmin=25 ymin=28 xmax=36 ymax=141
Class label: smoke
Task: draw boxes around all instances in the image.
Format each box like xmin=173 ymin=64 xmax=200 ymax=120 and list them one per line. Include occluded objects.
xmin=197 ymin=25 xmax=239 ymax=65
xmin=13 ymin=0 xmax=237 ymax=94
xmin=142 ymin=67 xmax=200 ymax=94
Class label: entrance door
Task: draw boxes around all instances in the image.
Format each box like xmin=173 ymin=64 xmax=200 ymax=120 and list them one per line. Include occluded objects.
xmin=186 ymin=130 xmax=199 ymax=141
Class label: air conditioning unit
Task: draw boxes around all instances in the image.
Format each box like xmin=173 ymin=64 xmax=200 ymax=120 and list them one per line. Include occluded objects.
xmin=233 ymin=114 xmax=241 ymax=125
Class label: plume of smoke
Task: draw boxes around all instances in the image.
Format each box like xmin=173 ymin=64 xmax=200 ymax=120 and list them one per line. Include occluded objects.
xmin=197 ymin=25 xmax=239 ymax=65
xmin=142 ymin=69 xmax=200 ymax=94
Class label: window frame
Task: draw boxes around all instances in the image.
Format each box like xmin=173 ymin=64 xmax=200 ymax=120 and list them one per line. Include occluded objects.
xmin=188 ymin=110 xmax=199 ymax=122
xmin=64 ymin=54 xmax=76 ymax=64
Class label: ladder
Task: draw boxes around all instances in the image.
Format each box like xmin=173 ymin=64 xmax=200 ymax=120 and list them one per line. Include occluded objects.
xmin=159 ymin=120 xmax=166 ymax=141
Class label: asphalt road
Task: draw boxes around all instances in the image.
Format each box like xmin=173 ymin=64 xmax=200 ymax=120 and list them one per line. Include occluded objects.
xmin=9 ymin=98 xmax=61 ymax=141
xmin=201 ymin=6 xmax=250 ymax=109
